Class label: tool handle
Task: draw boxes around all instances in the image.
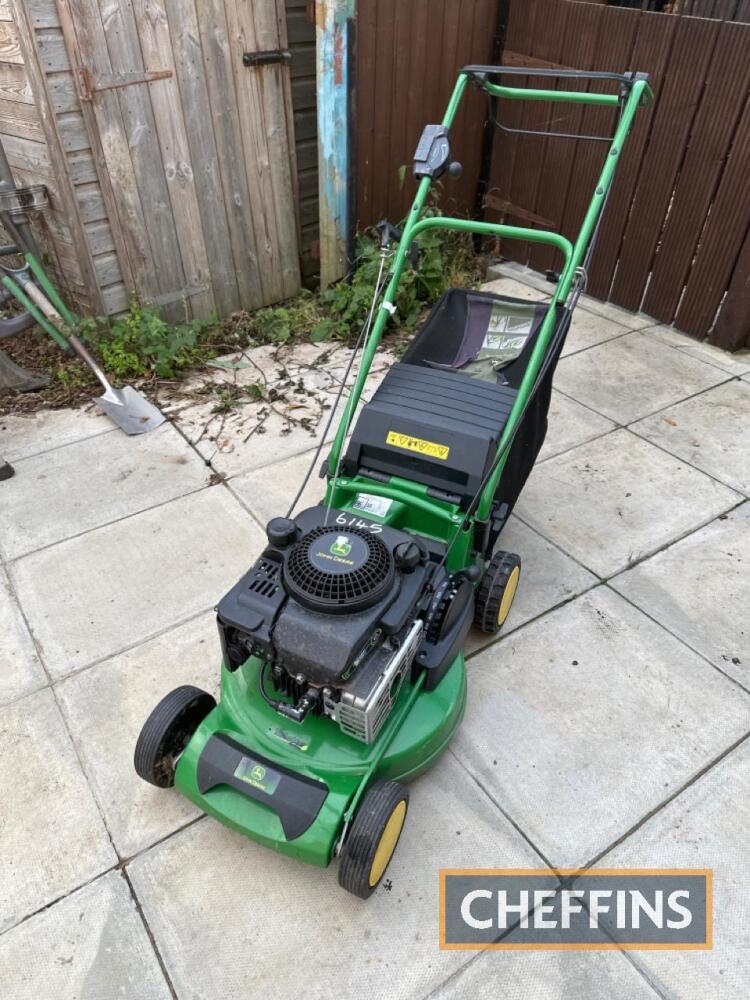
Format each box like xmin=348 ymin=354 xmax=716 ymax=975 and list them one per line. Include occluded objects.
xmin=24 ymin=253 xmax=76 ymax=325
xmin=20 ymin=277 xmax=63 ymax=323
xmin=1 ymin=274 xmax=69 ymax=351
xmin=67 ymin=334 xmax=114 ymax=395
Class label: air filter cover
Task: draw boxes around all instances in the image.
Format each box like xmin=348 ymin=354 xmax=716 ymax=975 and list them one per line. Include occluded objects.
xmin=283 ymin=526 xmax=395 ymax=614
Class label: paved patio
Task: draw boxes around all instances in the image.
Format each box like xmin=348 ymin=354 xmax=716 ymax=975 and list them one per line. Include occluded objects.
xmin=1 ymin=263 xmax=749 ymax=999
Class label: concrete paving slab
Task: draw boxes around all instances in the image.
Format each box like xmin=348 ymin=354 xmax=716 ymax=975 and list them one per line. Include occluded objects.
xmin=453 ymin=587 xmax=750 ymax=869
xmin=601 ymin=738 xmax=750 ymax=1000
xmin=0 ymin=565 xmax=46 ymax=707
xmin=466 ymin=515 xmax=596 ymax=656
xmin=516 ymin=430 xmax=740 ymax=578
xmin=612 ymin=503 xmax=750 ymax=689
xmin=648 ymin=323 xmax=750 ymax=376
xmin=0 ymin=406 xmax=111 ymax=463
xmin=481 ymin=276 xmax=550 ymax=302
xmin=0 ymin=422 xmax=210 ymax=561
xmin=432 ymin=949 xmax=659 ymax=999
xmin=0 ymin=871 xmax=171 ymax=1000
xmin=0 ymin=689 xmax=116 ymax=933
xmin=574 ymin=295 xmax=655 ymax=331
xmin=10 ymin=487 xmax=265 ymax=679
xmin=172 ymin=346 xmax=394 ymax=478
xmin=128 ymin=752 xmax=545 ymax=1000
xmin=57 ymin=613 xmax=219 ymax=859
xmin=539 ymin=389 xmax=616 ymax=461
xmin=229 ymin=446 xmax=327 ymax=527
xmin=631 ymin=380 xmax=750 ymax=496
xmin=561 ymin=308 xmax=631 ymax=357
xmin=553 ymin=332 xmax=728 ymax=425
xmin=485 ymin=264 xmax=653 ymax=330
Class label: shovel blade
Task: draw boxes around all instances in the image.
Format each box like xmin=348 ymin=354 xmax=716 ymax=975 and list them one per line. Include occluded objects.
xmin=94 ymin=385 xmax=166 ymax=435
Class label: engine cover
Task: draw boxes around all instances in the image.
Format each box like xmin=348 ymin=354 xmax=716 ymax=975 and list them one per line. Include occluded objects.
xmin=216 ymin=506 xmax=429 ymax=686
xmin=215 ymin=504 xmax=474 ymax=743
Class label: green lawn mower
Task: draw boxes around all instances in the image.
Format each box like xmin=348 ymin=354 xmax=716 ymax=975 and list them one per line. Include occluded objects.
xmin=134 ymin=66 xmax=652 ymax=897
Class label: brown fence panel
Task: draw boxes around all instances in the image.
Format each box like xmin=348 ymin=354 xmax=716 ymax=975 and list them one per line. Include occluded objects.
xmin=355 ymin=0 xmax=497 ymax=229
xmin=711 ymin=226 xmax=750 ymax=350
xmin=587 ymin=10 xmax=678 ymax=299
xmin=642 ymin=20 xmax=750 ymax=322
xmin=484 ymin=0 xmax=750 ymax=349
xmin=675 ymin=95 xmax=750 ymax=336
xmin=609 ymin=15 xmax=720 ymax=311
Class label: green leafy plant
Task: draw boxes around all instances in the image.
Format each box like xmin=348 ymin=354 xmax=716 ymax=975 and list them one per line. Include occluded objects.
xmin=75 ymin=302 xmax=219 ymax=380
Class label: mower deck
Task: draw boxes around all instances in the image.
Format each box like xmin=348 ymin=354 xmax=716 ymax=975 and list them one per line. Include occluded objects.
xmin=175 ymin=652 xmax=466 ymax=867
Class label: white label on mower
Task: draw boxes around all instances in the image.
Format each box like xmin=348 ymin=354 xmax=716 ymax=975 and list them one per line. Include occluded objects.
xmin=352 ymin=493 xmax=393 ymax=519
xmin=335 ymin=510 xmax=383 ymax=533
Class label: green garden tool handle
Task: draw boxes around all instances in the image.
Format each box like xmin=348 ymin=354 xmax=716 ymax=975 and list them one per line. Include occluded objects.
xmin=1 ymin=274 xmax=69 ymax=351
xmin=24 ymin=252 xmax=76 ymax=326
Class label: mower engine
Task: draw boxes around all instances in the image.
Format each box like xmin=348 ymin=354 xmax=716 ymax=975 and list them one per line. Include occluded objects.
xmin=216 ymin=505 xmax=474 ymax=743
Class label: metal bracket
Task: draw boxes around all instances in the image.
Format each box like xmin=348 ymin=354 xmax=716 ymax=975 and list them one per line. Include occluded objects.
xmin=78 ymin=67 xmax=173 ymax=101
xmin=242 ymin=49 xmax=292 ymax=68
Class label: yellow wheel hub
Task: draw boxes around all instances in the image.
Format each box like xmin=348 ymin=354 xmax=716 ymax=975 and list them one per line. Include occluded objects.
xmin=497 ymin=565 xmax=520 ymax=626
xmin=368 ymin=800 xmax=407 ymax=887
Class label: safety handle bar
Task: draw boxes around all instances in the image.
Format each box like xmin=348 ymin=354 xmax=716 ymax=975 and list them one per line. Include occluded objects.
xmin=462 ymin=65 xmax=653 ymax=107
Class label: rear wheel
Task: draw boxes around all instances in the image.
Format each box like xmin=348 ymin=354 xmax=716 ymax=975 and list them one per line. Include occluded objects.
xmin=133 ymin=685 xmax=216 ymax=788
xmin=338 ymin=780 xmax=409 ymax=898
xmin=474 ymin=551 xmax=521 ymax=634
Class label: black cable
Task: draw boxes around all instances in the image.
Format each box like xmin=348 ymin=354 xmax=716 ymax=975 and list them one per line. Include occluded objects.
xmin=258 ymin=662 xmax=281 ymax=709
xmin=284 ymin=256 xmax=389 ymax=518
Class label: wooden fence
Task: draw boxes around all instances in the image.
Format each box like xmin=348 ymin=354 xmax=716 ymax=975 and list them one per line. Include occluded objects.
xmin=355 ymin=0 xmax=500 ymax=229
xmin=1 ymin=0 xmax=303 ymax=319
xmin=487 ymin=0 xmax=750 ymax=349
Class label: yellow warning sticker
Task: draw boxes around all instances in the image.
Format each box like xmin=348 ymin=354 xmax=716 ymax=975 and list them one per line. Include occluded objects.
xmin=386 ymin=430 xmax=450 ymax=461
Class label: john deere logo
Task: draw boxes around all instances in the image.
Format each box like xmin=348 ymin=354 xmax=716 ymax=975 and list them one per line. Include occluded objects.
xmin=250 ymin=764 xmax=266 ymax=782
xmin=330 ymin=535 xmax=352 ymax=557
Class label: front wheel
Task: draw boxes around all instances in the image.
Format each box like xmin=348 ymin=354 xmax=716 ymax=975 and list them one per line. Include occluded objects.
xmin=133 ymin=685 xmax=216 ymax=788
xmin=338 ymin=780 xmax=409 ymax=898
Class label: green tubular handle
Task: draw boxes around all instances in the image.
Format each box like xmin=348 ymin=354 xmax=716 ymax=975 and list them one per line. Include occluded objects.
xmin=1 ymin=275 xmax=70 ymax=351
xmin=327 ymin=68 xmax=652 ymax=533
xmin=24 ymin=253 xmax=76 ymax=326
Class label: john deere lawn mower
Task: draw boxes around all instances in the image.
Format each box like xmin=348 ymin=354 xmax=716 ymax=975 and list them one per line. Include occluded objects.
xmin=134 ymin=66 xmax=652 ymax=897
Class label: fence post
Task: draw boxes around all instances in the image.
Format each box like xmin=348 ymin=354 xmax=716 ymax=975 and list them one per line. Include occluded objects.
xmin=316 ymin=0 xmax=356 ymax=288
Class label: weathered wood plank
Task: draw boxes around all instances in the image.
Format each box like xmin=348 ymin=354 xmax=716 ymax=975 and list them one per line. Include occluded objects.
xmin=85 ymin=218 xmax=115 ymax=256
xmin=56 ymin=109 xmax=89 ymax=152
xmin=93 ymin=250 xmax=120 ymax=287
xmin=2 ymin=130 xmax=50 ymax=173
xmin=0 ymin=19 xmax=23 ymax=64
xmin=35 ymin=28 xmax=70 ymax=73
xmin=61 ymin=0 xmax=153 ymax=299
xmin=165 ymin=0 xmax=240 ymax=315
xmin=46 ymin=69 xmax=79 ymax=113
xmin=196 ymin=0 xmax=263 ymax=309
xmin=0 ymin=95 xmax=44 ymax=141
xmin=90 ymin=0 xmax=185 ymax=303
xmin=0 ymin=1 xmax=11 ymax=22
xmin=0 ymin=62 xmax=33 ymax=103
xmin=66 ymin=147 xmax=98 ymax=184
xmin=75 ymin=180 xmax=106 ymax=223
xmin=224 ymin=0 xmax=300 ymax=302
xmin=101 ymin=280 xmax=128 ymax=313
xmin=130 ymin=0 xmax=215 ymax=318
xmin=28 ymin=0 xmax=61 ymax=29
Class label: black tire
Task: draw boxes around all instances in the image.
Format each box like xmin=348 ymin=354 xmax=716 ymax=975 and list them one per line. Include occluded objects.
xmin=474 ymin=550 xmax=522 ymax=635
xmin=133 ymin=685 xmax=216 ymax=788
xmin=338 ymin=779 xmax=409 ymax=899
